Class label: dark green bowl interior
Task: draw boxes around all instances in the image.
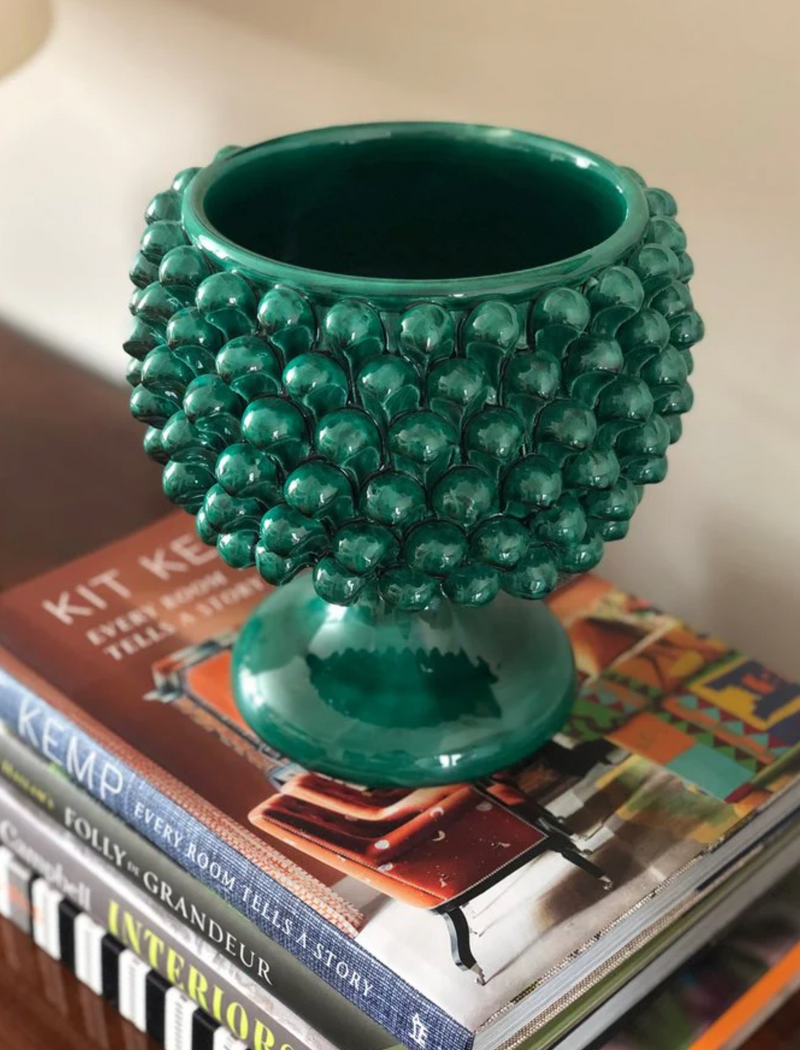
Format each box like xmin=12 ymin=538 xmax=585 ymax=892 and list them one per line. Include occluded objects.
xmin=201 ymin=130 xmax=629 ymax=281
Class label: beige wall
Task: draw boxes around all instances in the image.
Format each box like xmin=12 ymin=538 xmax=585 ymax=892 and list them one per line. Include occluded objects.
xmin=1 ymin=0 xmax=799 ymax=672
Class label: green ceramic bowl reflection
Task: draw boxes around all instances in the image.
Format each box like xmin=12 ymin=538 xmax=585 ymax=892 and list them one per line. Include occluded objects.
xmin=124 ymin=123 xmax=703 ymax=785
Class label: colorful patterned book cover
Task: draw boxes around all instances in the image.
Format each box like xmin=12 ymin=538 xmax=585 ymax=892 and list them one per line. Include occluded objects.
xmin=0 ymin=512 xmax=799 ymax=1050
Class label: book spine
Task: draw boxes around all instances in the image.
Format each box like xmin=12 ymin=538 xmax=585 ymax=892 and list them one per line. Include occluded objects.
xmin=0 ymin=843 xmax=251 ymax=1049
xmin=0 ymin=724 xmax=395 ymax=1050
xmin=0 ymin=665 xmax=469 ymax=1050
xmin=0 ymin=780 xmax=337 ymax=1050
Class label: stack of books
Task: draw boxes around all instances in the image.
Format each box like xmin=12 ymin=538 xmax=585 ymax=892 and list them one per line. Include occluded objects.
xmin=2 ymin=512 xmax=800 ymax=1050
xmin=600 ymin=863 xmax=800 ymax=1050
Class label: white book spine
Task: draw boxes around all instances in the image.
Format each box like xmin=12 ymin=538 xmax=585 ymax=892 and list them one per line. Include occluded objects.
xmin=30 ymin=878 xmax=50 ymax=954
xmin=73 ymin=912 xmax=105 ymax=995
xmin=45 ymin=882 xmax=62 ymax=959
xmin=213 ymin=1026 xmax=249 ymax=1050
xmin=0 ymin=846 xmax=11 ymax=918
xmin=176 ymin=990 xmax=199 ymax=1050
xmin=31 ymin=879 xmax=63 ymax=959
xmin=118 ymin=947 xmax=150 ymax=1032
xmin=165 ymin=985 xmax=200 ymax=1050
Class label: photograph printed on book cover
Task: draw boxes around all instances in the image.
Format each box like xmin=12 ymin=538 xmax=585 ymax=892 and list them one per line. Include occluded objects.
xmin=1 ymin=514 xmax=800 ymax=1050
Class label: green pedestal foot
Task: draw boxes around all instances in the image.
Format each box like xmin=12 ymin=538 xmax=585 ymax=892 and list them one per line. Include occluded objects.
xmin=232 ymin=573 xmax=576 ymax=786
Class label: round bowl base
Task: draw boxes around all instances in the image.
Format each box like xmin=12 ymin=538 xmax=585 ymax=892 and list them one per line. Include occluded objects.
xmin=232 ymin=573 xmax=576 ymax=786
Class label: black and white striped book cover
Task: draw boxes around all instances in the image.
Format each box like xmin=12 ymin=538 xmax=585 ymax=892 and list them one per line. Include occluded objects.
xmin=0 ymin=723 xmax=395 ymax=1050
xmin=1 ymin=843 xmax=248 ymax=1049
xmin=0 ymin=783 xmax=342 ymax=1050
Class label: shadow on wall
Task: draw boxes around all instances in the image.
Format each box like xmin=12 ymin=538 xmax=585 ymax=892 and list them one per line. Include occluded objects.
xmin=704 ymin=533 xmax=800 ymax=685
xmin=0 ymin=0 xmax=52 ymax=78
xmin=173 ymin=0 xmax=798 ymax=157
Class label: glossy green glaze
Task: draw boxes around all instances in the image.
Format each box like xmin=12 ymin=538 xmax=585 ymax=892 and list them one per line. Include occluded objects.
xmin=124 ymin=123 xmax=704 ymax=784
xmin=232 ymin=572 xmax=576 ymax=785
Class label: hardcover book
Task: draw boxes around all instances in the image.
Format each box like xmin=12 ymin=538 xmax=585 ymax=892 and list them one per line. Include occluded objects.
xmin=601 ymin=862 xmax=800 ymax=1050
xmin=0 ymin=779 xmax=382 ymax=1050
xmin=1 ymin=513 xmax=800 ymax=1050
xmin=0 ymin=841 xmax=249 ymax=1050
xmin=0 ymin=722 xmax=396 ymax=1050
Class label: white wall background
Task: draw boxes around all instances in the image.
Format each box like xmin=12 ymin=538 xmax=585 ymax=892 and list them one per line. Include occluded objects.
xmin=1 ymin=0 xmax=799 ymax=674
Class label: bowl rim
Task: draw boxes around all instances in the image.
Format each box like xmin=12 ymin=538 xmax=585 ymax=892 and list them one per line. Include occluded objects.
xmin=182 ymin=121 xmax=650 ymax=303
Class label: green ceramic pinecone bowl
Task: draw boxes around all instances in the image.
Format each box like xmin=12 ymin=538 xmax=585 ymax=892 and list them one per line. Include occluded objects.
xmin=124 ymin=125 xmax=703 ymax=613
